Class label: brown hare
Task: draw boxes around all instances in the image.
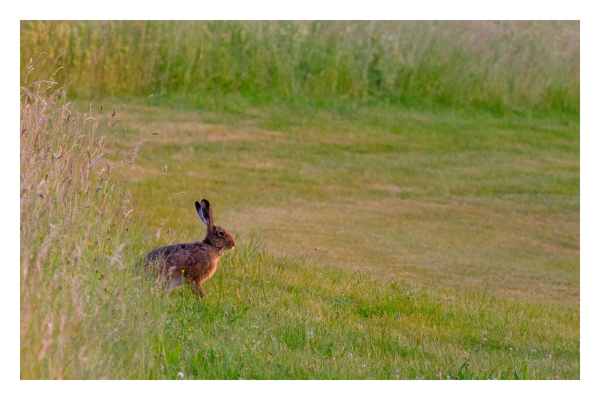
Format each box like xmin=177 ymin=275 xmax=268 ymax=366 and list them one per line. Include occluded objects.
xmin=145 ymin=199 xmax=235 ymax=297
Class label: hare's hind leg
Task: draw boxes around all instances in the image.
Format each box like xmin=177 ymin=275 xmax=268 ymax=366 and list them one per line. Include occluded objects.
xmin=158 ymin=266 xmax=184 ymax=294
xmin=168 ymin=275 xmax=183 ymax=290
xmin=166 ymin=266 xmax=184 ymax=294
xmin=163 ymin=276 xmax=184 ymax=297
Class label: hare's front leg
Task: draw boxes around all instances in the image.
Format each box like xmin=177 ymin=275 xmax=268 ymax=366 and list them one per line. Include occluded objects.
xmin=191 ymin=281 xmax=207 ymax=298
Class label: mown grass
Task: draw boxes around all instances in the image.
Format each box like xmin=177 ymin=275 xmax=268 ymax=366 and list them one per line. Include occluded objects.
xmin=102 ymin=94 xmax=579 ymax=306
xmin=20 ymin=80 xmax=579 ymax=379
xmin=20 ymin=21 xmax=579 ymax=114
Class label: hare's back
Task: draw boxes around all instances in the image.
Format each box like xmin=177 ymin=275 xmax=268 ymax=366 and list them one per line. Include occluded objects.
xmin=147 ymin=241 xmax=211 ymax=271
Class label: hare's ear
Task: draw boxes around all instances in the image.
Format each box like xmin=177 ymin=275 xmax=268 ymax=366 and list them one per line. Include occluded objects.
xmin=196 ymin=199 xmax=213 ymax=227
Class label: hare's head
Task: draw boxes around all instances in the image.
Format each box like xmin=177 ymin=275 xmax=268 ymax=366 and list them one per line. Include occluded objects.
xmin=195 ymin=199 xmax=235 ymax=251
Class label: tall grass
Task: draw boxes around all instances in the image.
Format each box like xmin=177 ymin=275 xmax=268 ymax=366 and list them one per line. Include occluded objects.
xmin=20 ymin=21 xmax=579 ymax=114
xmin=19 ymin=70 xmax=163 ymax=378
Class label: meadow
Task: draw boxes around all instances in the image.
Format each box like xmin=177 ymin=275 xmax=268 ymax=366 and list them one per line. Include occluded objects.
xmin=20 ymin=21 xmax=579 ymax=380
xmin=21 ymin=21 xmax=579 ymax=114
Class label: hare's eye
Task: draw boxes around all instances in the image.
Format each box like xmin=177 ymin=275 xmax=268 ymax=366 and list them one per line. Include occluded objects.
xmin=218 ymin=231 xmax=225 ymax=237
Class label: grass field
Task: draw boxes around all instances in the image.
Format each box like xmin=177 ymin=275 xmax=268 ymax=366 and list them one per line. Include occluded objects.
xmin=20 ymin=21 xmax=579 ymax=380
xmin=118 ymin=96 xmax=579 ymax=305
xmin=20 ymin=90 xmax=579 ymax=380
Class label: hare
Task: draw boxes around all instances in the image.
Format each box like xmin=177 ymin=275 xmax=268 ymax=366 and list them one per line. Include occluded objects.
xmin=145 ymin=199 xmax=235 ymax=297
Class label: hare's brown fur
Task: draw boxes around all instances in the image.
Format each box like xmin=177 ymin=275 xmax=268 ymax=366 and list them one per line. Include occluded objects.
xmin=145 ymin=199 xmax=235 ymax=297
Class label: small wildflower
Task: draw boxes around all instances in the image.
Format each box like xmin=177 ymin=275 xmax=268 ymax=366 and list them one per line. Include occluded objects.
xmin=447 ymin=376 xmax=451 ymax=379
xmin=362 ymin=364 xmax=366 ymax=368
xmin=215 ymin=354 xmax=219 ymax=358
xmin=348 ymin=353 xmax=353 ymax=359
xmin=548 ymin=354 xmax=552 ymax=359
xmin=177 ymin=372 xmax=184 ymax=379
xmin=480 ymin=338 xmax=487 ymax=344
xmin=509 ymin=348 xmax=513 ymax=351
xmin=188 ymin=328 xmax=191 ymax=331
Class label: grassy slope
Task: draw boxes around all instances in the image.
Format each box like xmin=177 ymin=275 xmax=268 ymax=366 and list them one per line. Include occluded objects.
xmin=115 ymin=96 xmax=579 ymax=305
xmin=21 ymin=91 xmax=579 ymax=379
xmin=105 ymin=97 xmax=577 ymax=379
xmin=127 ymin=237 xmax=579 ymax=380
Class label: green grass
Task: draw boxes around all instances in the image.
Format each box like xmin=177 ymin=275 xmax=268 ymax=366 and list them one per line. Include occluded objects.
xmin=99 ymin=238 xmax=580 ymax=380
xmin=20 ymin=20 xmax=579 ymax=379
xmin=109 ymin=95 xmax=579 ymax=305
xmin=20 ymin=21 xmax=580 ymax=114
xmin=20 ymin=89 xmax=578 ymax=379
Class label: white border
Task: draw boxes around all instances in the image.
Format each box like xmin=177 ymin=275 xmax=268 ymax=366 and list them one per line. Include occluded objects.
xmin=7 ymin=1 xmax=595 ymax=399
xmin=11 ymin=1 xmax=589 ymax=20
